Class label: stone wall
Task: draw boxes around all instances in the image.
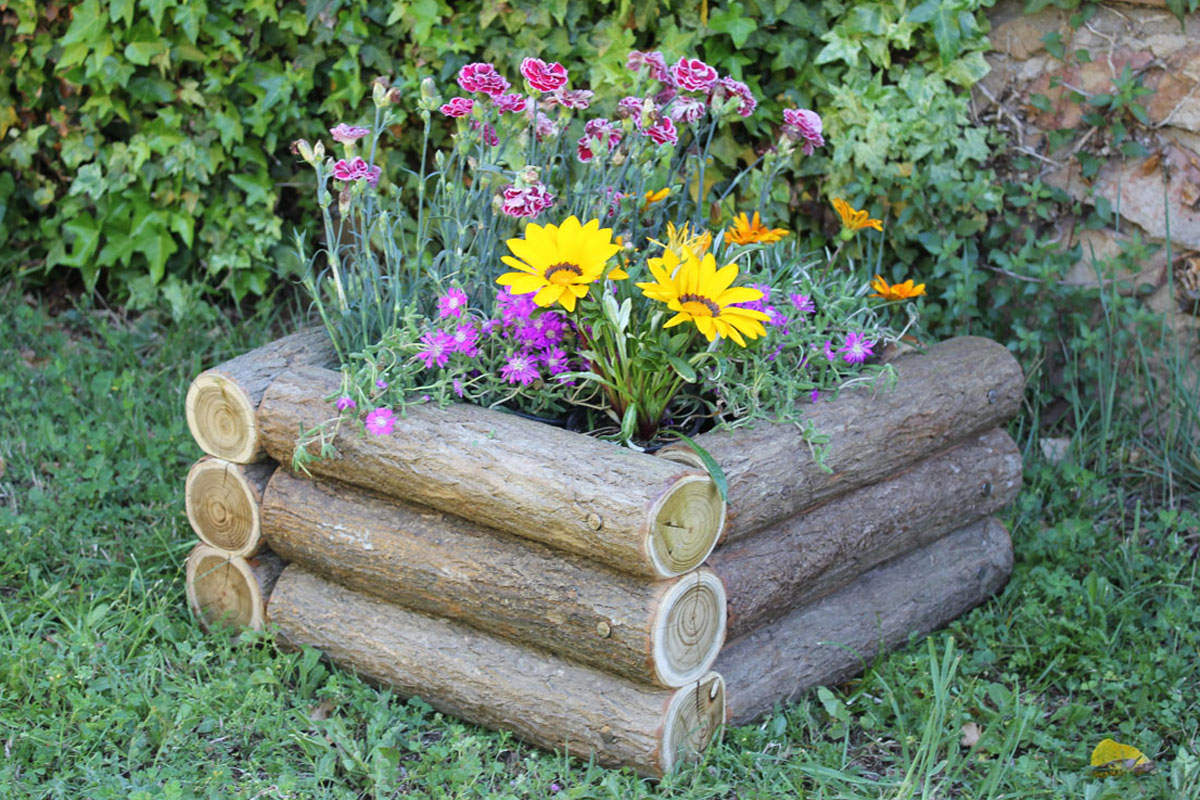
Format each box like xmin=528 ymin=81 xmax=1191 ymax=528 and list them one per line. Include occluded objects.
xmin=978 ymin=0 xmax=1200 ymax=343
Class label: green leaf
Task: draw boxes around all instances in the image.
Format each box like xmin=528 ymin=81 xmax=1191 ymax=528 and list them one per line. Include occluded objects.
xmin=668 ymin=433 xmax=728 ymax=503
xmin=666 ymin=355 xmax=696 ymax=383
xmin=142 ymin=0 xmax=177 ymax=33
xmin=110 ymin=0 xmax=135 ymax=27
xmin=906 ymin=0 xmax=963 ymax=63
xmin=619 ymin=402 xmax=639 ymax=443
xmin=708 ymin=2 xmax=758 ymax=48
xmin=124 ymin=41 xmax=166 ymax=66
xmin=59 ymin=213 xmax=102 ymax=277
xmin=60 ymin=0 xmax=105 ymax=46
xmin=172 ymin=1 xmax=207 ymax=44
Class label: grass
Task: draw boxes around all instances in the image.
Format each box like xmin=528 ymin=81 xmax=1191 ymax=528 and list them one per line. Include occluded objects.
xmin=1 ymin=288 xmax=1198 ymax=799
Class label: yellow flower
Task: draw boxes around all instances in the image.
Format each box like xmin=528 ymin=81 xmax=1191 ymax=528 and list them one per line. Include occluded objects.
xmin=607 ymin=236 xmax=630 ymax=280
xmin=498 ymin=216 xmax=621 ymax=312
xmin=723 ymin=211 xmax=789 ymax=246
xmin=832 ymin=197 xmax=883 ymax=236
xmin=649 ymin=221 xmax=712 ymax=260
xmin=869 ymin=274 xmax=926 ymax=301
xmin=636 ymin=247 xmax=769 ymax=347
xmin=643 ymin=187 xmax=671 ymax=205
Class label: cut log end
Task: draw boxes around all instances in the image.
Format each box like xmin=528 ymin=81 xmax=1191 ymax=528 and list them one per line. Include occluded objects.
xmin=185 ymin=545 xmax=283 ymax=631
xmin=661 ymin=673 xmax=726 ymax=774
xmin=648 ymin=474 xmax=725 ymax=577
xmin=653 ymin=570 xmax=727 ymax=687
xmin=186 ymin=372 xmax=259 ymax=463
xmin=185 ymin=458 xmax=271 ymax=556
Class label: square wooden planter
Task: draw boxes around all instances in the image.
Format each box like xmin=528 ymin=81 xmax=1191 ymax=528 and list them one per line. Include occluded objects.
xmin=183 ymin=331 xmax=1024 ymax=777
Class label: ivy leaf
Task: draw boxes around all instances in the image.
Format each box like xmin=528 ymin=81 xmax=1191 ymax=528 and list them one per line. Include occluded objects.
xmin=124 ymin=41 xmax=166 ymax=66
xmin=143 ymin=0 xmax=178 ymax=34
xmin=59 ymin=213 xmax=102 ymax=276
xmin=60 ymin=0 xmax=105 ymax=47
xmin=815 ymin=29 xmax=861 ymax=67
xmin=109 ymin=0 xmax=135 ymax=28
xmin=906 ymin=1 xmax=962 ymax=64
xmin=708 ymin=2 xmax=757 ymax=48
xmin=173 ymin=1 xmax=207 ymax=45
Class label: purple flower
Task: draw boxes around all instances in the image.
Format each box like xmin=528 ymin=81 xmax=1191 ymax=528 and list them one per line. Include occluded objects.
xmin=764 ymin=306 xmax=789 ymax=333
xmin=457 ymin=62 xmax=510 ymax=97
xmin=750 ymin=282 xmax=772 ymax=303
xmin=540 ymin=347 xmax=570 ymax=376
xmin=782 ymin=108 xmax=825 ymax=156
xmin=439 ymin=97 xmax=475 ymax=118
xmin=438 ymin=288 xmax=469 ymax=318
xmin=671 ymin=57 xmax=719 ymax=92
xmin=789 ymin=293 xmax=815 ymax=315
xmin=839 ymin=332 xmax=874 ymax=364
xmin=715 ymin=77 xmax=757 ymax=118
xmin=449 ymin=323 xmax=480 ymax=357
xmin=810 ymin=389 xmax=820 ymax=403
xmin=335 ymin=395 xmax=356 ymax=411
xmin=481 ymin=318 xmax=502 ymax=336
xmin=501 ymin=182 xmax=556 ymax=219
xmin=549 ymin=783 xmax=562 ymax=794
xmin=330 ymin=123 xmax=370 ymax=143
xmin=493 ymin=93 xmax=527 ymax=114
xmin=375 ymin=378 xmax=388 ymax=389
xmin=417 ymin=330 xmax=455 ymax=369
xmin=500 ymin=351 xmax=540 ymax=385
xmin=533 ymin=111 xmax=557 ymax=142
xmin=453 ymin=378 xmax=465 ymax=398
xmin=364 ymin=408 xmax=396 ymax=436
xmin=498 ymin=289 xmax=537 ymax=324
xmin=823 ymin=340 xmax=836 ymax=361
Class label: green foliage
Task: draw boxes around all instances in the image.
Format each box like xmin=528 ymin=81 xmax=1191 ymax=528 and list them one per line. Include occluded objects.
xmin=2 ymin=0 xmax=999 ymax=318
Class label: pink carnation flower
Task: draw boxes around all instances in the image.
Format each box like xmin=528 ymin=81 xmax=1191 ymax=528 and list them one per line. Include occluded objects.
xmin=643 ymin=116 xmax=678 ymax=146
xmin=501 ymin=182 xmax=556 ymax=219
xmin=666 ymin=96 xmax=706 ymax=124
xmin=364 ymin=408 xmax=396 ymax=436
xmin=553 ymin=88 xmax=594 ymax=110
xmin=332 ymin=157 xmax=382 ymax=187
xmin=617 ymin=96 xmax=651 ymax=122
xmin=671 ymin=57 xmax=719 ymax=92
xmin=471 ymin=121 xmax=499 ymax=147
xmin=716 ymin=77 xmax=757 ymax=118
xmin=493 ymin=93 xmax=527 ymax=114
xmin=520 ymin=58 xmax=568 ymax=93
xmin=627 ymin=51 xmax=671 ymax=83
xmin=439 ymin=97 xmax=474 ymax=117
xmin=782 ymin=108 xmax=825 ymax=155
xmin=437 ymin=287 xmax=468 ymax=318
xmin=457 ymin=62 xmax=510 ymax=97
xmin=329 ymin=124 xmax=370 ymax=143
xmin=577 ymin=118 xmax=621 ymax=162
xmin=533 ymin=112 xmax=557 ymax=141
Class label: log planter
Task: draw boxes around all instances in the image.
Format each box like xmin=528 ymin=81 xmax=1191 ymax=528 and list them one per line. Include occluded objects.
xmin=182 ymin=331 xmax=1025 ymax=776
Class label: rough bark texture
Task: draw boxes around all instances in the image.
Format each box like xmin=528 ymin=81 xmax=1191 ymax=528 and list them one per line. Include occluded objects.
xmin=717 ymin=517 xmax=1013 ymax=725
xmin=185 ymin=544 xmax=286 ymax=631
xmin=185 ymin=457 xmax=275 ymax=557
xmin=261 ymin=469 xmax=726 ymax=687
xmin=712 ymin=429 xmax=1022 ymax=639
xmin=258 ymin=366 xmax=725 ymax=579
xmin=268 ymin=565 xmax=726 ymax=778
xmin=185 ymin=327 xmax=335 ymax=463
xmin=658 ymin=336 xmax=1024 ymax=540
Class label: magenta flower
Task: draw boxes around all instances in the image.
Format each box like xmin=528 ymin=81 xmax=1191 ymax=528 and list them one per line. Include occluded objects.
xmin=666 ymin=96 xmax=706 ymax=124
xmin=493 ymin=93 xmax=527 ymax=114
xmin=520 ymin=58 xmax=568 ymax=93
xmin=453 ymin=378 xmax=465 ymax=398
xmin=782 ymin=108 xmax=825 ymax=156
xmin=810 ymin=389 xmax=820 ymax=403
xmin=417 ymin=330 xmax=455 ymax=369
xmin=617 ymin=95 xmax=651 ymax=122
xmin=671 ymin=57 xmax=719 ymax=92
xmin=533 ymin=111 xmax=557 ymax=141
xmin=541 ymin=347 xmax=570 ymax=376
xmin=553 ymin=88 xmax=594 ymax=110
xmin=332 ymin=157 xmax=381 ymax=187
xmin=375 ymin=378 xmax=388 ymax=389
xmin=716 ymin=77 xmax=757 ymax=118
xmin=751 ymin=282 xmax=772 ymax=303
xmin=501 ymin=351 xmax=540 ymax=385
xmin=789 ymin=293 xmax=816 ymax=315
xmin=335 ymin=395 xmax=356 ymax=411
xmin=643 ymin=116 xmax=678 ymax=145
xmin=457 ymin=62 xmax=510 ymax=97
xmin=364 ymin=408 xmax=396 ymax=436
xmin=438 ymin=288 xmax=469 ymax=318
xmin=471 ymin=121 xmax=500 ymax=147
xmin=501 ymin=182 xmax=556 ymax=218
xmin=439 ymin=97 xmax=474 ymax=117
xmin=627 ymin=51 xmax=671 ymax=83
xmin=823 ymin=340 xmax=836 ymax=361
xmin=449 ymin=323 xmax=480 ymax=357
xmin=330 ymin=124 xmax=370 ymax=143
xmin=577 ymin=118 xmax=621 ymax=162
xmin=839 ymin=333 xmax=874 ymax=364
xmin=498 ymin=289 xmax=537 ymax=324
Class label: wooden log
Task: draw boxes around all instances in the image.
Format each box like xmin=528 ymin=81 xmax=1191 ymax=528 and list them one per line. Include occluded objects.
xmin=185 ymin=327 xmax=335 ymax=463
xmin=185 ymin=544 xmax=286 ymax=631
xmin=261 ymin=469 xmax=727 ymax=687
xmin=658 ymin=336 xmax=1024 ymax=540
xmin=268 ymin=565 xmax=726 ymax=778
xmin=185 ymin=457 xmax=275 ymax=557
xmin=713 ymin=429 xmax=1021 ymax=639
xmin=257 ymin=366 xmax=725 ymax=579
xmin=717 ymin=516 xmax=1013 ymax=725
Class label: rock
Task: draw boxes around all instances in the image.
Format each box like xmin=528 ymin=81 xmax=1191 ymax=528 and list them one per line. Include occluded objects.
xmin=1092 ymin=143 xmax=1200 ymax=251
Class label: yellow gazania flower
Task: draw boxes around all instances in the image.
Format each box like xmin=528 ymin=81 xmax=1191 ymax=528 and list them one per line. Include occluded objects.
xmin=636 ymin=247 xmax=769 ymax=347
xmin=832 ymin=197 xmax=883 ymax=236
xmin=643 ymin=187 xmax=671 ymax=205
xmin=869 ymin=274 xmax=926 ymax=301
xmin=607 ymin=236 xmax=631 ymax=280
xmin=498 ymin=216 xmax=621 ymax=312
xmin=648 ymin=221 xmax=712 ymax=260
xmin=723 ymin=211 xmax=789 ymax=246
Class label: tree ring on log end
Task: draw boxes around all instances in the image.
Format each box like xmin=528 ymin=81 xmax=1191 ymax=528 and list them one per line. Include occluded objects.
xmin=648 ymin=474 xmax=725 ymax=577
xmin=653 ymin=570 xmax=726 ymax=687
xmin=660 ymin=672 xmax=725 ymax=774
xmin=185 ymin=545 xmax=266 ymax=631
xmin=186 ymin=373 xmax=258 ymax=463
xmin=185 ymin=459 xmax=263 ymax=556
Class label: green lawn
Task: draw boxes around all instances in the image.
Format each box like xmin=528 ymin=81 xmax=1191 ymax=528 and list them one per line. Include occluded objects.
xmin=1 ymin=290 xmax=1197 ymax=799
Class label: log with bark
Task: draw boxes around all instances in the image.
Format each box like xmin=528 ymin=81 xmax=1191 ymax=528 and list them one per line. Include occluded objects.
xmin=711 ymin=429 xmax=1021 ymax=639
xmin=185 ymin=457 xmax=275 ymax=557
xmin=185 ymin=327 xmax=336 ymax=463
xmin=261 ymin=469 xmax=727 ymax=688
xmin=268 ymin=565 xmax=726 ymax=778
xmin=658 ymin=336 xmax=1024 ymax=540
xmin=716 ymin=516 xmax=1013 ymax=725
xmin=185 ymin=544 xmax=286 ymax=631
xmin=257 ymin=366 xmax=726 ymax=579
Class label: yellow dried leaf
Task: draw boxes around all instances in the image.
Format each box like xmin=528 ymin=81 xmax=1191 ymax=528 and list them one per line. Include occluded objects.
xmin=1090 ymin=738 xmax=1154 ymax=777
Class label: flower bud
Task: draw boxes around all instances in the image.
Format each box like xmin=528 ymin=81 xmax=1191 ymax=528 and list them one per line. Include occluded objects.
xmin=518 ymin=165 xmax=540 ymax=185
xmin=387 ymin=87 xmax=404 ymax=106
xmin=338 ymin=186 xmax=352 ymax=215
xmin=292 ymin=139 xmax=315 ymax=164
xmin=373 ymin=77 xmax=391 ymax=108
xmin=313 ymin=140 xmax=326 ymax=160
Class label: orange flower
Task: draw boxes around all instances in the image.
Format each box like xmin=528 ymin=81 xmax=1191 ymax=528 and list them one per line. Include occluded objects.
xmin=643 ymin=187 xmax=671 ymax=206
xmin=723 ymin=212 xmax=789 ymax=246
xmin=869 ymin=275 xmax=926 ymax=301
xmin=832 ymin=198 xmax=883 ymax=237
